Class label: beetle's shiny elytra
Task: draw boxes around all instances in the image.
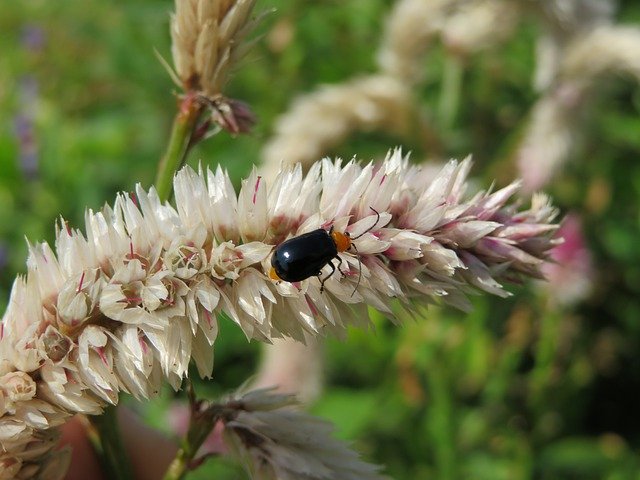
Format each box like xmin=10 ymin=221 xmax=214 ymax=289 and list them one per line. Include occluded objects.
xmin=269 ymin=228 xmax=349 ymax=284
xmin=269 ymin=208 xmax=382 ymax=293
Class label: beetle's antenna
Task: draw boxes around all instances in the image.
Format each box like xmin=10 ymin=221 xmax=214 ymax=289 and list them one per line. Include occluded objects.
xmin=351 ymin=207 xmax=382 ymax=240
xmin=350 ymin=243 xmax=362 ymax=297
xmin=349 ymin=207 xmax=390 ymax=296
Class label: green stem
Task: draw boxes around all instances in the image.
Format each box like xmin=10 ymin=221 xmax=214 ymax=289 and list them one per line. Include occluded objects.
xmin=530 ymin=308 xmax=561 ymax=415
xmin=155 ymin=92 xmax=203 ymax=202
xmin=88 ymin=406 xmax=134 ymax=480
xmin=163 ymin=446 xmax=194 ymax=480
xmin=426 ymin=366 xmax=457 ymax=480
xmin=438 ymin=55 xmax=464 ymax=131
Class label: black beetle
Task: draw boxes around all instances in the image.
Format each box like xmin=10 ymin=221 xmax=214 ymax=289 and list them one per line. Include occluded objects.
xmin=269 ymin=208 xmax=382 ymax=293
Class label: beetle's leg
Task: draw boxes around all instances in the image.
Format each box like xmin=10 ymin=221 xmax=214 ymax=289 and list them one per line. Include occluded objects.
xmin=319 ymin=259 xmax=338 ymax=293
xmin=348 ymin=243 xmax=362 ymax=297
xmin=336 ymin=255 xmax=348 ymax=277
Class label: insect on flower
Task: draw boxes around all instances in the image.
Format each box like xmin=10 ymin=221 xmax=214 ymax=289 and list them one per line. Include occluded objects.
xmin=269 ymin=208 xmax=384 ymax=294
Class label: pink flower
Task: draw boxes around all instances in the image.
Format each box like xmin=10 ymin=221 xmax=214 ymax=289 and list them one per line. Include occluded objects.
xmin=541 ymin=213 xmax=593 ymax=306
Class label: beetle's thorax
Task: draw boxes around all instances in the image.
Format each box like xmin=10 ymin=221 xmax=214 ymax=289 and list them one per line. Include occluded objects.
xmin=330 ymin=230 xmax=351 ymax=253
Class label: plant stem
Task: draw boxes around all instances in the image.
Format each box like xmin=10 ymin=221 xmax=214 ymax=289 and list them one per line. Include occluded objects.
xmin=88 ymin=406 xmax=134 ymax=480
xmin=163 ymin=446 xmax=194 ymax=480
xmin=155 ymin=92 xmax=203 ymax=202
xmin=426 ymin=363 xmax=456 ymax=480
xmin=438 ymin=55 xmax=464 ymax=131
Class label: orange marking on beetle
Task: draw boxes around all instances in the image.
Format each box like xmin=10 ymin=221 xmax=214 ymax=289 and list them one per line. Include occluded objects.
xmin=269 ymin=267 xmax=281 ymax=281
xmin=331 ymin=230 xmax=351 ymax=253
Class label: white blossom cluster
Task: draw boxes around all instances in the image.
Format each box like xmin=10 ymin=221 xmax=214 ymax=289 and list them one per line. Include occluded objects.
xmin=0 ymin=149 xmax=558 ymax=478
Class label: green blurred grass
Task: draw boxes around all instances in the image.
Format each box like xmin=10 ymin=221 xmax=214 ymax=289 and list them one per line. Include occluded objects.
xmin=3 ymin=1 xmax=640 ymax=479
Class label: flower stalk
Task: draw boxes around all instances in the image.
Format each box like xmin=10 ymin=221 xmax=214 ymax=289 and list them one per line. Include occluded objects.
xmin=155 ymin=92 xmax=204 ymax=202
xmin=156 ymin=0 xmax=260 ymax=202
xmin=438 ymin=55 xmax=464 ymax=130
xmin=163 ymin=420 xmax=214 ymax=480
xmin=163 ymin=385 xmax=222 ymax=480
xmin=88 ymin=406 xmax=134 ymax=480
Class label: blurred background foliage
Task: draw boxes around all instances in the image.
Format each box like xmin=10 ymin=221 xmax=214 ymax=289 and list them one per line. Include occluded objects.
xmin=2 ymin=1 xmax=640 ymax=479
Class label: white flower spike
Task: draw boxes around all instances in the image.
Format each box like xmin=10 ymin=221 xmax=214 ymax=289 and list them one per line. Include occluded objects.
xmin=0 ymin=149 xmax=558 ymax=478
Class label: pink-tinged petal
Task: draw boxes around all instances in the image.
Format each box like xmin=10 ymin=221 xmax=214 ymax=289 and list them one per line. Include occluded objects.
xmin=381 ymin=229 xmax=432 ymax=261
xmin=192 ymin=328 xmax=215 ymax=378
xmin=459 ymin=252 xmax=511 ymax=298
xmin=304 ymin=284 xmax=340 ymax=326
xmin=236 ymin=241 xmax=274 ymax=267
xmin=441 ymin=220 xmax=501 ymax=248
xmin=208 ymin=165 xmax=240 ymax=244
xmin=474 ymin=181 xmax=521 ymax=219
xmin=352 ymin=233 xmax=392 ymax=255
xmin=496 ymin=223 xmax=557 ymax=240
xmin=421 ymin=241 xmax=465 ymax=276
xmin=475 ymin=237 xmax=543 ymax=267
xmin=347 ymin=212 xmax=392 ymax=238
xmin=26 ymin=242 xmax=65 ymax=303
xmin=174 ymin=165 xmax=213 ymax=231
xmin=236 ymin=269 xmax=276 ymax=328
xmin=238 ymin=168 xmax=269 ymax=242
xmin=364 ymin=257 xmax=404 ymax=297
xmin=320 ymin=159 xmax=367 ymax=219
xmin=401 ymin=203 xmax=447 ymax=232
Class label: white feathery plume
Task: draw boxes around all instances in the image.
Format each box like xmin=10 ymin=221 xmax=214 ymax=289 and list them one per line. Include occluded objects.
xmin=442 ymin=0 xmax=520 ymax=56
xmin=530 ymin=0 xmax=615 ymax=90
xmin=519 ymin=23 xmax=640 ymax=192
xmin=560 ymin=26 xmax=640 ymax=85
xmin=516 ymin=82 xmax=584 ymax=192
xmin=261 ymin=75 xmax=413 ymax=181
xmin=377 ymin=0 xmax=457 ymax=84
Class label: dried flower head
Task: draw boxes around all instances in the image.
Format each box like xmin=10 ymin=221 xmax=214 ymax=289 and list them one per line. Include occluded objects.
xmin=170 ymin=0 xmax=257 ymax=96
xmin=168 ymin=0 xmax=260 ymax=135
xmin=219 ymin=388 xmax=386 ymax=480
